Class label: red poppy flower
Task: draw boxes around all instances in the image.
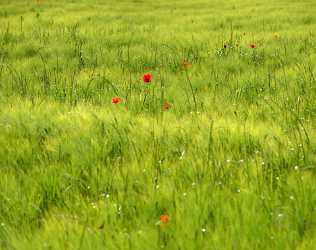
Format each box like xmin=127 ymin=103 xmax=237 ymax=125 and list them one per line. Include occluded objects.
xmin=160 ymin=214 xmax=169 ymax=224
xmin=250 ymin=43 xmax=256 ymax=49
xmin=163 ymin=102 xmax=172 ymax=111
xmin=112 ymin=97 xmax=121 ymax=104
xmin=143 ymin=73 xmax=152 ymax=83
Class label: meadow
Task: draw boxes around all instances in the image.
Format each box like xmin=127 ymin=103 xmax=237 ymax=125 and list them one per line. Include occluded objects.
xmin=0 ymin=0 xmax=316 ymax=249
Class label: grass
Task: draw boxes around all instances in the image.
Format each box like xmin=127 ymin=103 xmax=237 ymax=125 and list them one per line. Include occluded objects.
xmin=0 ymin=0 xmax=316 ymax=249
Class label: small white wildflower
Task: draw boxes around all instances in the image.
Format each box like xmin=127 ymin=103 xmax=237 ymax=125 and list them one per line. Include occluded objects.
xmin=106 ymin=194 xmax=110 ymax=199
xmin=278 ymin=213 xmax=283 ymax=218
xmin=226 ymin=159 xmax=231 ymax=163
xmin=261 ymin=162 xmax=265 ymax=165
xmin=239 ymin=159 xmax=244 ymax=163
xmin=201 ymin=228 xmax=206 ymax=233
xmin=236 ymin=189 xmax=241 ymax=193
xmin=156 ymin=185 xmax=160 ymax=189
xmin=294 ymin=166 xmax=299 ymax=170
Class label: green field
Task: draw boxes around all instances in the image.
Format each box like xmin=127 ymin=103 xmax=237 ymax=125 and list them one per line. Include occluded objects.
xmin=0 ymin=0 xmax=316 ymax=249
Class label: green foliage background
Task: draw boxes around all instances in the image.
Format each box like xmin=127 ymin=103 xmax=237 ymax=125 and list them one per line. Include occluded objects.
xmin=0 ymin=0 xmax=315 ymax=249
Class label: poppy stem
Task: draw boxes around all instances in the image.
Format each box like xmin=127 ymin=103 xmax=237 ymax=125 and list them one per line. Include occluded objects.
xmin=159 ymin=68 xmax=165 ymax=120
xmin=185 ymin=68 xmax=198 ymax=112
